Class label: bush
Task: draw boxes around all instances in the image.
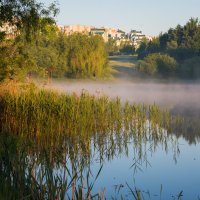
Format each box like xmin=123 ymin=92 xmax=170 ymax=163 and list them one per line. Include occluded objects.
xmin=120 ymin=44 xmax=135 ymax=55
xmin=137 ymin=58 xmax=157 ymax=75
xmin=136 ymin=53 xmax=177 ymax=76
xmin=156 ymin=54 xmax=178 ymax=75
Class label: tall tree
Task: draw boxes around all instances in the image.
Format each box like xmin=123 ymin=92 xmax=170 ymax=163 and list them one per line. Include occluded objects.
xmin=0 ymin=0 xmax=59 ymax=82
xmin=0 ymin=0 xmax=59 ymax=41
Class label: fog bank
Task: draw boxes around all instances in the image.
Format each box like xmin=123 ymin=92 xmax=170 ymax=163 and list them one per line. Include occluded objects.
xmin=45 ymin=79 xmax=200 ymax=111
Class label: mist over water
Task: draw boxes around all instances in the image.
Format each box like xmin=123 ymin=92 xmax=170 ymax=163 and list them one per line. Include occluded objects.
xmin=44 ymin=55 xmax=200 ymax=112
xmin=46 ymin=79 xmax=200 ymax=110
xmin=37 ymin=55 xmax=200 ymax=144
xmin=43 ymin=77 xmax=200 ymax=197
xmin=40 ymin=55 xmax=200 ymax=144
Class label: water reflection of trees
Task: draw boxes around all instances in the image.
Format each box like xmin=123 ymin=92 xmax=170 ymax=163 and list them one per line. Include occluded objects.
xmin=170 ymin=105 xmax=200 ymax=145
xmin=0 ymin=125 xmax=179 ymax=199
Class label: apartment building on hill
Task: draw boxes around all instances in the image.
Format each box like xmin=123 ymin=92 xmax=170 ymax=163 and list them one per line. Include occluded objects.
xmin=57 ymin=25 xmax=128 ymax=42
xmin=90 ymin=28 xmax=109 ymax=42
xmin=129 ymin=30 xmax=146 ymax=48
xmin=57 ymin=25 xmax=152 ymax=46
xmin=58 ymin=24 xmax=95 ymax=35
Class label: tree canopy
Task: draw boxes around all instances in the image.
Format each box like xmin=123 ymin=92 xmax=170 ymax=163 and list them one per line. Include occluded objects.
xmin=0 ymin=0 xmax=59 ymax=40
xmin=0 ymin=26 xmax=109 ymax=82
xmin=0 ymin=1 xmax=109 ymax=82
xmin=137 ymin=18 xmax=200 ymax=78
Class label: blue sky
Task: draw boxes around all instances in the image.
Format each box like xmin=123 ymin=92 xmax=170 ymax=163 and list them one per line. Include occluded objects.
xmin=43 ymin=0 xmax=200 ymax=36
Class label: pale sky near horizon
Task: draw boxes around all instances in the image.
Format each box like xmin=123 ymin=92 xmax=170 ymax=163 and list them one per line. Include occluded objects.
xmin=43 ymin=0 xmax=200 ymax=36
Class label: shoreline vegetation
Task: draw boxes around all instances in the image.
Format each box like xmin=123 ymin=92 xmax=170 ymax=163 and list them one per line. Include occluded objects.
xmin=0 ymin=83 xmax=184 ymax=199
xmin=136 ymin=18 xmax=200 ymax=79
xmin=0 ymin=83 xmax=174 ymax=138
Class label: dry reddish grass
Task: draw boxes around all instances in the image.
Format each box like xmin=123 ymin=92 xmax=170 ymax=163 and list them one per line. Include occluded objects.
xmin=0 ymin=80 xmax=36 ymax=96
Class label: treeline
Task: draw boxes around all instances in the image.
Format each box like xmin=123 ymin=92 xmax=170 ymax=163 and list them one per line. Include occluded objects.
xmin=137 ymin=18 xmax=200 ymax=78
xmin=0 ymin=0 xmax=109 ymax=82
xmin=0 ymin=25 xmax=109 ymax=82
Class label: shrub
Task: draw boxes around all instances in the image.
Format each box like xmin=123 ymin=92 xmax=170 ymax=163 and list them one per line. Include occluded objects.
xmin=136 ymin=53 xmax=177 ymax=76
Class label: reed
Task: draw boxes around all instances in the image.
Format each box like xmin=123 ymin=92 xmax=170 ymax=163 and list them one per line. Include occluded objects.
xmin=0 ymin=86 xmax=173 ymax=141
xmin=0 ymin=86 xmax=182 ymax=199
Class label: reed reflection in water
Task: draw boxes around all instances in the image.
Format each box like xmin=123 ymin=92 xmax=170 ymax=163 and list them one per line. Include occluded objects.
xmin=0 ymin=87 xmax=197 ymax=199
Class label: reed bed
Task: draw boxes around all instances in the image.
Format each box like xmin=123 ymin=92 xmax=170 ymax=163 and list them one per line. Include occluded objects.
xmin=0 ymin=86 xmax=173 ymax=141
xmin=0 ymin=86 xmax=181 ymax=199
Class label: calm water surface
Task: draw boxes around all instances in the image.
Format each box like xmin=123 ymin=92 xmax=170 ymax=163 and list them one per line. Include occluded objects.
xmin=90 ymin=136 xmax=200 ymax=199
xmin=45 ymin=75 xmax=200 ymax=198
xmin=40 ymin=74 xmax=200 ymax=198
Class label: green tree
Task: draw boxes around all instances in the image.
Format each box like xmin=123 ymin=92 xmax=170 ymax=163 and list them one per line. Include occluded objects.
xmin=136 ymin=38 xmax=148 ymax=59
xmin=137 ymin=18 xmax=200 ymax=79
xmin=146 ymin=37 xmax=160 ymax=54
xmin=120 ymin=41 xmax=135 ymax=55
xmin=0 ymin=0 xmax=59 ymax=82
xmin=106 ymin=38 xmax=119 ymax=55
xmin=0 ymin=40 xmax=36 ymax=81
xmin=159 ymin=33 xmax=168 ymax=51
xmin=66 ymin=34 xmax=108 ymax=78
xmin=0 ymin=0 xmax=59 ymax=41
xmin=180 ymin=57 xmax=200 ymax=78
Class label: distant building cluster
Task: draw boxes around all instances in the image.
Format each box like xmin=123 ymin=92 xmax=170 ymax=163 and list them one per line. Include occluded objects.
xmin=58 ymin=24 xmax=126 ymax=42
xmin=129 ymin=30 xmax=146 ymax=48
xmin=58 ymin=24 xmax=152 ymax=48
xmin=57 ymin=24 xmax=95 ymax=36
xmin=0 ymin=22 xmax=153 ymax=48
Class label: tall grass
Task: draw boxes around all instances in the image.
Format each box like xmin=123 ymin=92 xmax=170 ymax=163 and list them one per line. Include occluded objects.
xmin=0 ymin=86 xmax=173 ymax=141
xmin=0 ymin=86 xmax=181 ymax=199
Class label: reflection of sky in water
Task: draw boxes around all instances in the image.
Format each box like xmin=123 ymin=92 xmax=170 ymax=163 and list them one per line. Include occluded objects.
xmin=46 ymin=78 xmax=200 ymax=199
xmin=90 ymin=137 xmax=200 ymax=199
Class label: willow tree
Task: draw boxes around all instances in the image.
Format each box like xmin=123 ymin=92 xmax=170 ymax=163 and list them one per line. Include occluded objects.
xmin=67 ymin=34 xmax=108 ymax=78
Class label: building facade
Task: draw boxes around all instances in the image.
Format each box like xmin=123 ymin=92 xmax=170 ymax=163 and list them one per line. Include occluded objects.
xmin=90 ymin=28 xmax=108 ymax=42
xmin=57 ymin=24 xmax=152 ymax=47
xmin=58 ymin=24 xmax=95 ymax=35
xmin=129 ymin=30 xmax=146 ymax=48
